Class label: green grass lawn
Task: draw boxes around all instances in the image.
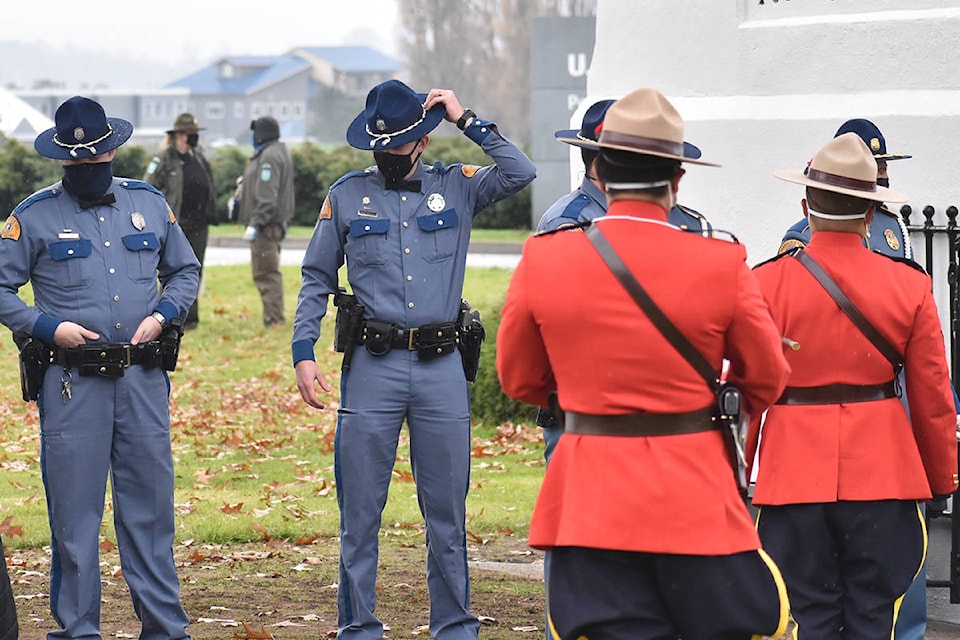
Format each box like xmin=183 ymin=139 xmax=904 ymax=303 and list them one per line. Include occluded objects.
xmin=0 ymin=263 xmax=542 ymax=551
xmin=212 ymin=224 xmax=532 ymax=244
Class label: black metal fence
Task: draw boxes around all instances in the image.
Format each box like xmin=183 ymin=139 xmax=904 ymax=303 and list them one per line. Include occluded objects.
xmin=902 ymin=204 xmax=960 ymax=603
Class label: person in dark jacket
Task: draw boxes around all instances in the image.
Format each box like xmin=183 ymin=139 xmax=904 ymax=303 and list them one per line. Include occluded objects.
xmin=239 ymin=116 xmax=294 ymax=327
xmin=144 ymin=112 xmax=217 ymax=330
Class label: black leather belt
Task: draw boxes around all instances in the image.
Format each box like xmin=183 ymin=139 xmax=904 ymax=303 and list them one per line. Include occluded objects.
xmin=564 ymin=406 xmax=718 ymax=437
xmin=775 ymin=380 xmax=899 ymax=405
xmin=55 ymin=342 xmax=162 ymax=377
xmin=360 ymin=320 xmax=458 ymax=351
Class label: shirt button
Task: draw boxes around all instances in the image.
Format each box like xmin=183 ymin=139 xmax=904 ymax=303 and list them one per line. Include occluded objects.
xmin=109 ymin=268 xmax=116 ymax=274
xmin=113 ymin=295 xmax=120 ymax=301
xmin=408 ymin=302 xmax=414 ymax=308
xmin=437 ymin=220 xmax=444 ymax=226
xmin=364 ymin=225 xmax=371 ymax=231
xmin=104 ymin=241 xmax=111 ymax=247
xmin=401 ymin=196 xmax=407 ymax=201
xmin=406 ymin=275 xmax=413 ymax=281
xmin=115 ymin=323 xmax=121 ymax=329
xmin=402 ymin=221 xmax=409 ymax=228
xmin=99 ymin=217 xmax=105 ymax=222
xmin=143 ymin=240 xmax=149 ymax=246
xmin=67 ymin=249 xmax=74 ymax=255
xmin=404 ymin=248 xmax=411 ymax=254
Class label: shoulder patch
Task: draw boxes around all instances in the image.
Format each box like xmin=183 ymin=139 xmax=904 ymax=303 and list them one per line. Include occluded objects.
xmin=319 ymin=196 xmax=332 ymax=220
xmin=145 ymin=157 xmax=160 ymax=175
xmin=168 ymin=206 xmax=176 ymax=223
xmin=118 ymin=180 xmax=164 ymax=197
xmin=1 ymin=215 xmax=21 ymax=241
xmin=874 ymin=251 xmax=927 ymax=274
xmin=461 ymin=165 xmax=481 ymax=178
xmin=778 ymin=238 xmax=807 ymax=255
xmin=13 ymin=186 xmax=61 ymax=215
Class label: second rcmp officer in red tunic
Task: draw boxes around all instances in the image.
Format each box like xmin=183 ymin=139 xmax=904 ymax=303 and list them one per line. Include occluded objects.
xmin=749 ymin=133 xmax=960 ymax=640
xmin=496 ymin=87 xmax=793 ymax=640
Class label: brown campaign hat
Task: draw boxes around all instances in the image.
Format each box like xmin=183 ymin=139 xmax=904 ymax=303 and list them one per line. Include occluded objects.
xmin=774 ymin=132 xmax=908 ymax=205
xmin=593 ymin=87 xmax=718 ymax=167
xmin=167 ymin=113 xmax=204 ymax=134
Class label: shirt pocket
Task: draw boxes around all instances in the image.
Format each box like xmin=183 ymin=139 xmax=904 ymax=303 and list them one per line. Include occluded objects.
xmin=347 ymin=219 xmax=389 ymax=267
xmin=47 ymin=239 xmax=93 ymax=289
xmin=121 ymin=233 xmax=160 ymax=282
xmin=417 ymin=210 xmax=459 ymax=263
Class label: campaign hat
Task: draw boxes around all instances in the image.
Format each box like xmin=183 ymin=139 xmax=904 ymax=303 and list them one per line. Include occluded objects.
xmin=774 ymin=132 xmax=908 ymax=205
xmin=834 ymin=118 xmax=911 ymax=161
xmin=346 ymin=79 xmax=446 ymax=150
xmin=34 ymin=96 xmax=133 ymax=160
xmin=592 ymin=88 xmax=715 ymax=166
xmin=167 ymin=112 xmax=204 ymax=134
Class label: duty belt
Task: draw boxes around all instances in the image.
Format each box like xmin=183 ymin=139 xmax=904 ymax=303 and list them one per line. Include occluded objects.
xmin=775 ymin=380 xmax=899 ymax=405
xmin=564 ymin=406 xmax=718 ymax=437
xmin=55 ymin=341 xmax=163 ymax=377
xmin=360 ymin=320 xmax=458 ymax=353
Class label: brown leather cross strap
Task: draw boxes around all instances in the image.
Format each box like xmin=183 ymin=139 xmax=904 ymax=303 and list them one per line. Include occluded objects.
xmin=793 ymin=250 xmax=903 ymax=375
xmin=775 ymin=380 xmax=899 ymax=405
xmin=564 ymin=407 xmax=718 ymax=437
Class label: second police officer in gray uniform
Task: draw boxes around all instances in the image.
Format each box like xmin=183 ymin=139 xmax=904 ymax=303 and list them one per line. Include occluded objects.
xmin=292 ymin=79 xmax=536 ymax=640
xmin=0 ymin=96 xmax=198 ymax=639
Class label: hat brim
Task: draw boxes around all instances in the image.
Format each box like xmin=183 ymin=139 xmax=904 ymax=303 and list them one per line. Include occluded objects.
xmin=773 ymin=169 xmax=908 ymax=203
xmin=34 ymin=117 xmax=133 ymax=160
xmin=166 ymin=127 xmax=206 ymax=134
xmin=873 ymin=152 xmax=912 ymax=161
xmin=592 ymin=138 xmax=718 ymax=167
xmin=346 ymin=94 xmax=446 ymax=150
xmin=557 ymin=133 xmax=706 ymax=161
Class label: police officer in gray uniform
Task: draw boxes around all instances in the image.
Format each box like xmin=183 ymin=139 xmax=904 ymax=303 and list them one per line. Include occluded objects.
xmin=0 ymin=96 xmax=199 ymax=639
xmin=292 ymin=79 xmax=536 ymax=640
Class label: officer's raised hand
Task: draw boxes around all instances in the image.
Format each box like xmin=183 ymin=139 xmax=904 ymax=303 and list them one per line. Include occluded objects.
xmin=423 ymin=89 xmax=471 ymax=127
xmin=53 ymin=321 xmax=99 ymax=348
xmin=295 ymin=359 xmax=332 ymax=409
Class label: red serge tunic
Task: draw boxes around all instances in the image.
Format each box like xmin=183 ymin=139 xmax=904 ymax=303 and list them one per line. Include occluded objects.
xmin=497 ymin=200 xmax=790 ymax=554
xmin=749 ymin=231 xmax=959 ymax=504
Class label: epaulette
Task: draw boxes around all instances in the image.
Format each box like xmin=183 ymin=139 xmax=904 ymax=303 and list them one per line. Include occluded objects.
xmin=13 ymin=186 xmax=62 ymax=215
xmin=533 ymin=220 xmax=591 ymax=237
xmin=777 ymin=237 xmax=808 ymax=255
xmin=752 ymin=247 xmax=799 ymax=270
xmin=117 ymin=179 xmax=164 ymax=197
xmin=876 ymin=204 xmax=902 ymax=219
xmin=328 ymin=168 xmax=373 ymax=193
xmin=561 ymin=194 xmax=590 ymax=220
xmin=431 ymin=161 xmax=452 ymax=175
xmin=874 ymin=251 xmax=927 ymax=274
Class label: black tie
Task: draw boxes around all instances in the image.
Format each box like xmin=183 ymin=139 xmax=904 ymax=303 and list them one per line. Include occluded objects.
xmin=78 ymin=193 xmax=117 ymax=209
xmin=385 ymin=179 xmax=421 ymax=193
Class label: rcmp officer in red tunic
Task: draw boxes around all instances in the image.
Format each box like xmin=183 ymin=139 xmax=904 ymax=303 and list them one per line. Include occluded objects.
xmin=497 ymin=87 xmax=792 ymax=640
xmin=750 ymin=132 xmax=960 ymax=640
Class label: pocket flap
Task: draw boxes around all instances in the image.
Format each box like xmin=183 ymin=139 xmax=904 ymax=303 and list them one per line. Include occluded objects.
xmin=417 ymin=210 xmax=458 ymax=232
xmin=48 ymin=239 xmax=92 ymax=261
xmin=122 ymin=233 xmax=160 ymax=252
xmin=349 ymin=219 xmax=390 ymax=237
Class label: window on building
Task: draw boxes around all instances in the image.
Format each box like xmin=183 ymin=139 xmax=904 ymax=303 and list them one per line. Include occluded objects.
xmin=234 ymin=102 xmax=245 ymax=119
xmin=206 ymin=102 xmax=225 ymax=119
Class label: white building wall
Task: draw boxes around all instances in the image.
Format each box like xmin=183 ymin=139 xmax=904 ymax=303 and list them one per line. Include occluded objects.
xmin=588 ymin=1 xmax=960 ymax=264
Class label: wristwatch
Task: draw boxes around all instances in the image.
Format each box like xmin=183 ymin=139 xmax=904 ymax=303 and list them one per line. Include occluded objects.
xmin=456 ymin=109 xmax=476 ymax=131
xmin=150 ymin=311 xmax=168 ymax=328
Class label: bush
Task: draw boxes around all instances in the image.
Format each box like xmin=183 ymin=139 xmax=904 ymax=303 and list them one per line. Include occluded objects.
xmin=469 ymin=295 xmax=537 ymax=425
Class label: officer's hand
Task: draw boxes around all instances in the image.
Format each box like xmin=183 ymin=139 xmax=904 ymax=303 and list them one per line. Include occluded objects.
xmin=131 ymin=316 xmax=163 ymax=345
xmin=423 ymin=89 xmax=464 ymax=124
xmin=242 ymin=225 xmax=258 ymax=242
xmin=295 ymin=359 xmax=332 ymax=409
xmin=53 ymin=321 xmax=99 ymax=348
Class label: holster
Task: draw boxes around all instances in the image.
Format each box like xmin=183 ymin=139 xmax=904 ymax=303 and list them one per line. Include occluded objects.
xmin=14 ymin=331 xmax=53 ymax=402
xmin=716 ymin=382 xmax=749 ymax=496
xmin=456 ymin=299 xmax=485 ymax=382
xmin=159 ymin=317 xmax=184 ymax=372
xmin=333 ymin=288 xmax=365 ymax=370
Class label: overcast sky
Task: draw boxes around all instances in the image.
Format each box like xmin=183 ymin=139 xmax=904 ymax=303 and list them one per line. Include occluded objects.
xmin=1 ymin=0 xmax=400 ymax=66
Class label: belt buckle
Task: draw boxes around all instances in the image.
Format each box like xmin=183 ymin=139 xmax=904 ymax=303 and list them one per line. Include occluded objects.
xmin=407 ymin=327 xmax=418 ymax=351
xmin=122 ymin=344 xmax=131 ymax=367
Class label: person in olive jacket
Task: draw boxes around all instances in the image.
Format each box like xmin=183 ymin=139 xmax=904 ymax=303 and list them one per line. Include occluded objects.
xmin=144 ymin=112 xmax=217 ymax=329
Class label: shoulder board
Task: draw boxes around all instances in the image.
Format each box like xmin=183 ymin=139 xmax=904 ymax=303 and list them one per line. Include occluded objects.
xmin=875 ymin=204 xmax=901 ymax=219
xmin=430 ymin=161 xmax=449 ymax=175
xmin=695 ymin=227 xmax=739 ymax=244
xmin=561 ymin=194 xmax=591 ymax=219
xmin=533 ymin=220 xmax=591 ymax=237
xmin=675 ymin=203 xmax=708 ymax=222
xmin=13 ymin=186 xmax=62 ymax=215
xmin=752 ymin=247 xmax=799 ymax=270
xmin=778 ymin=237 xmax=808 ymax=255
xmin=329 ymin=169 xmax=373 ymax=192
xmin=118 ymin=179 xmax=164 ymax=197
xmin=873 ymin=251 xmax=927 ymax=274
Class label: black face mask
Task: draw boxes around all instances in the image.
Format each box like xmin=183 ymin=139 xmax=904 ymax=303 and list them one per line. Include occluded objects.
xmin=876 ymin=177 xmax=890 ymax=188
xmin=374 ymin=144 xmax=422 ymax=187
xmin=186 ymin=133 xmax=199 ymax=148
xmin=62 ymin=161 xmax=114 ymax=200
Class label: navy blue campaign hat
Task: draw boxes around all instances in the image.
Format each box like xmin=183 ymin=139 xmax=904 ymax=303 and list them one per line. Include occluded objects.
xmin=34 ymin=96 xmax=133 ymax=160
xmin=557 ymin=97 xmax=702 ymax=159
xmin=346 ymin=79 xmax=446 ymax=150
xmin=834 ymin=118 xmax=911 ymax=161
